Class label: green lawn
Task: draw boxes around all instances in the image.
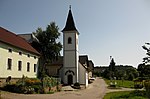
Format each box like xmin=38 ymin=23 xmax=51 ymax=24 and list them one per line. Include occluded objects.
xmin=103 ymin=90 xmax=148 ymax=99
xmin=104 ymin=79 xmax=134 ymax=88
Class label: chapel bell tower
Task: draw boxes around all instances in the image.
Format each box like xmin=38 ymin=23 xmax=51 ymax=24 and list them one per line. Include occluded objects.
xmin=62 ymin=6 xmax=79 ymax=85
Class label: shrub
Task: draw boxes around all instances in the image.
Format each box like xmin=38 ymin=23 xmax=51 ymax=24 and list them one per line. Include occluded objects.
xmin=3 ymin=76 xmax=61 ymax=94
xmin=16 ymin=76 xmax=41 ymax=86
xmin=134 ymin=79 xmax=143 ymax=89
xmin=134 ymin=84 xmax=143 ymax=89
xmin=74 ymin=82 xmax=80 ymax=86
xmin=128 ymin=73 xmax=134 ymax=81
xmin=3 ymin=76 xmax=42 ymax=94
xmin=25 ymin=78 xmax=41 ymax=86
xmin=43 ymin=76 xmax=59 ymax=88
xmin=47 ymin=91 xmax=54 ymax=94
xmin=3 ymin=84 xmax=17 ymax=92
xmin=3 ymin=84 xmax=35 ymax=94
xmin=144 ymin=80 xmax=150 ymax=98
xmin=42 ymin=76 xmax=61 ymax=93
xmin=31 ymin=84 xmax=42 ymax=93
xmin=73 ymin=82 xmax=80 ymax=89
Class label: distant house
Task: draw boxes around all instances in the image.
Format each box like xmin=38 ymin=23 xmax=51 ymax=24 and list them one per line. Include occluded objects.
xmin=88 ymin=60 xmax=94 ymax=79
xmin=115 ymin=65 xmax=134 ymax=70
xmin=0 ymin=27 xmax=40 ymax=84
xmin=45 ymin=56 xmax=63 ymax=77
xmin=19 ymin=34 xmax=33 ymax=43
xmin=45 ymin=55 xmax=94 ymax=86
xmin=78 ymin=55 xmax=93 ymax=85
xmin=94 ymin=66 xmax=108 ymax=73
xmin=19 ymin=33 xmax=39 ymax=43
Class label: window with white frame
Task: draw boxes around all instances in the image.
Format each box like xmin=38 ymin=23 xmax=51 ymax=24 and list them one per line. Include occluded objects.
xmin=18 ymin=61 xmax=22 ymax=71
xmin=27 ymin=62 xmax=30 ymax=72
xmin=7 ymin=58 xmax=12 ymax=70
xmin=8 ymin=48 xmax=12 ymax=53
xmin=34 ymin=64 xmax=36 ymax=72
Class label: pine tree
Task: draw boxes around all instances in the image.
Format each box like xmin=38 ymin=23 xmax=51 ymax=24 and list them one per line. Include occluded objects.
xmin=109 ymin=58 xmax=116 ymax=71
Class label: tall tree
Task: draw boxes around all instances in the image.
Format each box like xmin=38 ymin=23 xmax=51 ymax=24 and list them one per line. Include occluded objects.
xmin=32 ymin=22 xmax=62 ymax=78
xmin=109 ymin=58 xmax=116 ymax=71
xmin=138 ymin=63 xmax=150 ymax=78
xmin=142 ymin=43 xmax=150 ymax=64
xmin=137 ymin=43 xmax=150 ymax=79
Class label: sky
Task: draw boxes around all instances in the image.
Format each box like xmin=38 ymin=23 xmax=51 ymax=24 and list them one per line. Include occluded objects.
xmin=1 ymin=0 xmax=150 ymax=68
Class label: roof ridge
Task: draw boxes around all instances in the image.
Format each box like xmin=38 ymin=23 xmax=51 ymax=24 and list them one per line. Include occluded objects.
xmin=0 ymin=27 xmax=40 ymax=55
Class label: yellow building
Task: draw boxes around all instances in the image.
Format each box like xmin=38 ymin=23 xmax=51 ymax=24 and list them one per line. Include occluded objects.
xmin=0 ymin=27 xmax=40 ymax=84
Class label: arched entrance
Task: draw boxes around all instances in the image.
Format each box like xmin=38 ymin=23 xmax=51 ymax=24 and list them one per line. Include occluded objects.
xmin=68 ymin=75 xmax=73 ymax=85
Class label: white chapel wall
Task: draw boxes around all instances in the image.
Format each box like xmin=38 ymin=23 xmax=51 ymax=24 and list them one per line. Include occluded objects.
xmin=78 ymin=63 xmax=86 ymax=85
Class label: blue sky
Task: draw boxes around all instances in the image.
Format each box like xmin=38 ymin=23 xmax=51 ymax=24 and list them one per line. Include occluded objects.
xmin=1 ymin=0 xmax=150 ymax=67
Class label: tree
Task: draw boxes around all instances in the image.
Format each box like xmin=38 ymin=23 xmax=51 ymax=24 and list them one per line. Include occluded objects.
xmin=114 ymin=69 xmax=125 ymax=80
xmin=101 ymin=68 xmax=111 ymax=79
xmin=142 ymin=43 xmax=150 ymax=64
xmin=109 ymin=58 xmax=116 ymax=71
xmin=32 ymin=22 xmax=62 ymax=78
xmin=137 ymin=63 xmax=150 ymax=78
xmin=125 ymin=67 xmax=138 ymax=80
xmin=137 ymin=43 xmax=150 ymax=79
xmin=137 ymin=63 xmax=145 ymax=77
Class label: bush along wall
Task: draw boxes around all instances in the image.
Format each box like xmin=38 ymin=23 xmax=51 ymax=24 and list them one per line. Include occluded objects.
xmin=2 ymin=75 xmax=62 ymax=94
xmin=42 ymin=76 xmax=62 ymax=93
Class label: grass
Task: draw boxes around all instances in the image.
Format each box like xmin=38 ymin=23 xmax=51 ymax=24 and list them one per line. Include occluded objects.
xmin=103 ymin=90 xmax=148 ymax=99
xmin=104 ymin=79 xmax=134 ymax=88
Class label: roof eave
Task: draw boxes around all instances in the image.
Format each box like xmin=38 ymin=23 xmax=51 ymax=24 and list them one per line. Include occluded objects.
xmin=0 ymin=40 xmax=40 ymax=56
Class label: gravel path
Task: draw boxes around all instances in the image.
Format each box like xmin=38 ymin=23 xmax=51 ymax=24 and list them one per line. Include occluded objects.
xmin=1 ymin=77 xmax=107 ymax=99
xmin=106 ymin=87 xmax=136 ymax=93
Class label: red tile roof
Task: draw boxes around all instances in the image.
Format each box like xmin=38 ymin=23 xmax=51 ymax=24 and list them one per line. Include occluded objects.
xmin=0 ymin=27 xmax=40 ymax=55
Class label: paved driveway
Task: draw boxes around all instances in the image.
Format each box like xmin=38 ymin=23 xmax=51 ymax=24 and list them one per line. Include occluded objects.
xmin=1 ymin=77 xmax=107 ymax=99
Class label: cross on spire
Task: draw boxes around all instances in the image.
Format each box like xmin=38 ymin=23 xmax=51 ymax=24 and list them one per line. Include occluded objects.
xmin=69 ymin=5 xmax=71 ymax=10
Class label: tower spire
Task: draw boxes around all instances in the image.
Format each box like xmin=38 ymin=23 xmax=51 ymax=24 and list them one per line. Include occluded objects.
xmin=62 ymin=6 xmax=78 ymax=32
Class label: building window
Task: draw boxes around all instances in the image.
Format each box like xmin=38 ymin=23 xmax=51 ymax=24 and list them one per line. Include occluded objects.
xmin=27 ymin=62 xmax=30 ymax=72
xmin=7 ymin=58 xmax=12 ymax=70
xmin=18 ymin=61 xmax=22 ymax=71
xmin=34 ymin=56 xmax=36 ymax=59
xmin=68 ymin=37 xmax=72 ymax=44
xmin=8 ymin=49 xmax=12 ymax=53
xmin=19 ymin=52 xmax=22 ymax=55
xmin=27 ymin=54 xmax=30 ymax=57
xmin=34 ymin=64 xmax=36 ymax=72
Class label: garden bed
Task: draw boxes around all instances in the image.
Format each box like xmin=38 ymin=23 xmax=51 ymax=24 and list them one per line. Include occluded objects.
xmin=1 ymin=76 xmax=62 ymax=94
